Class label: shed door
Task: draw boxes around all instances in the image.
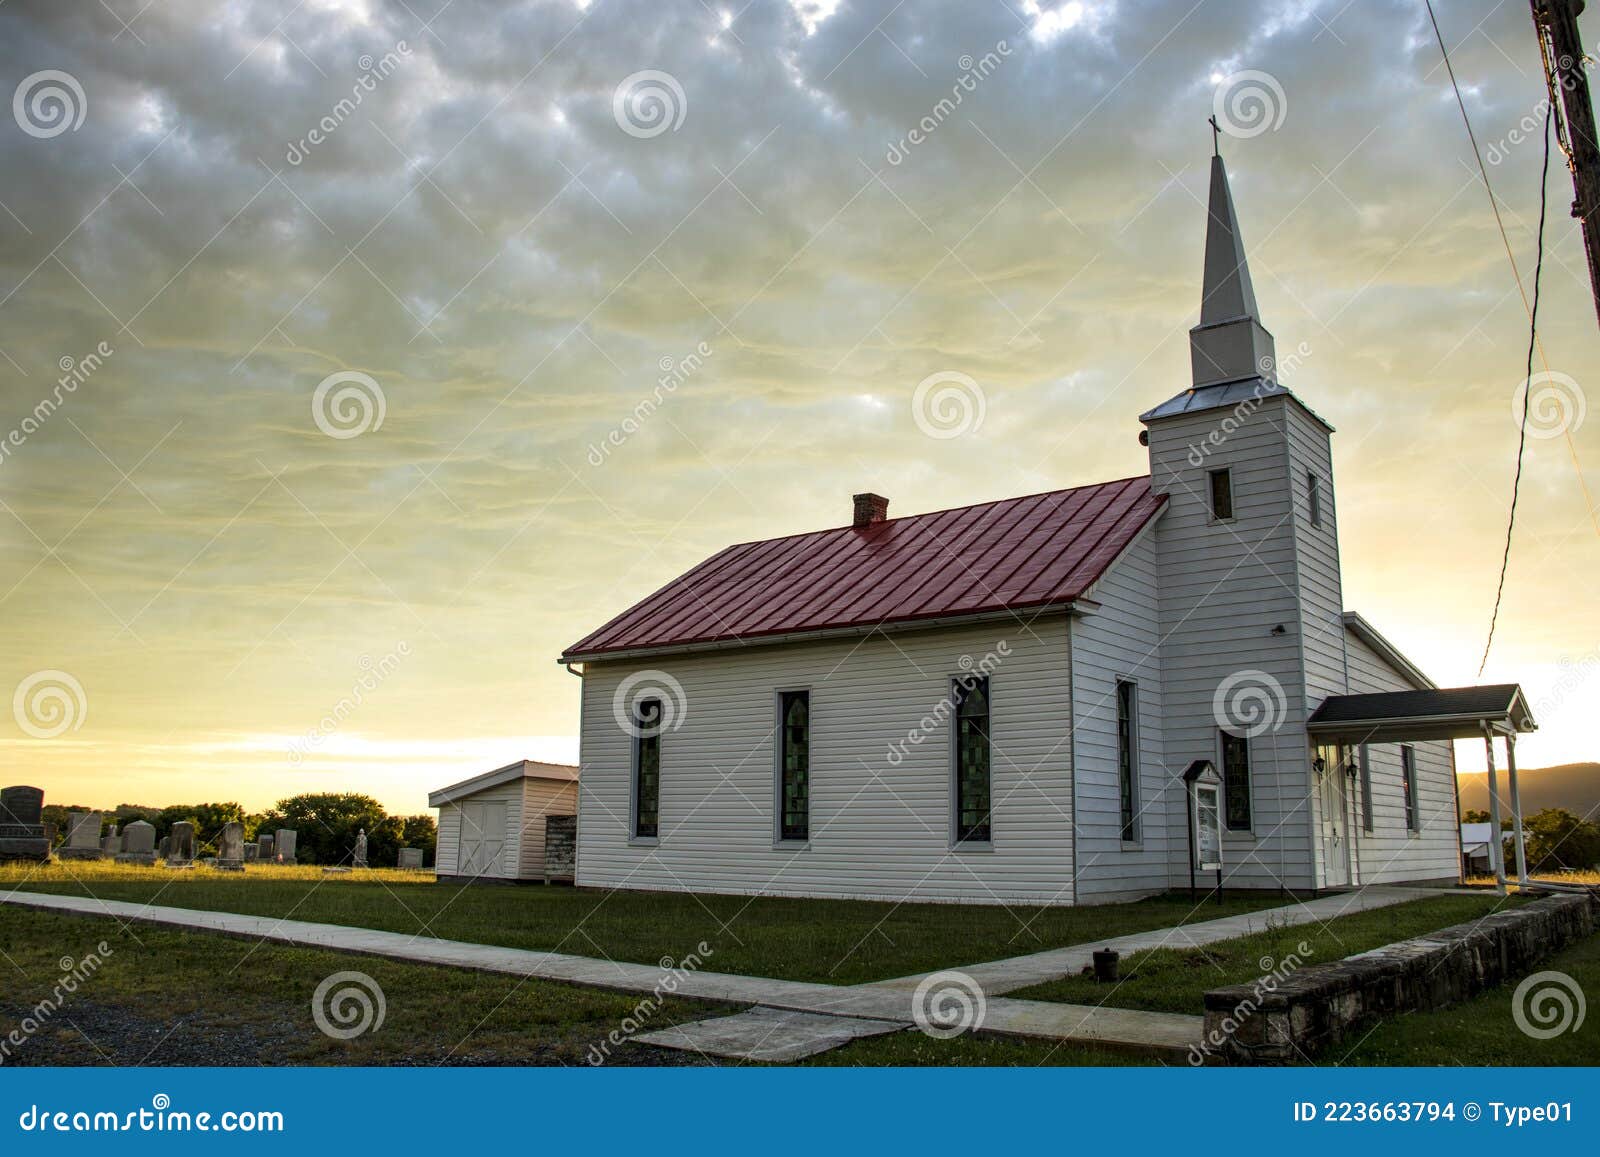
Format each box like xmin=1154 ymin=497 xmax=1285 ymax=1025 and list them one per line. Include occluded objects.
xmin=459 ymin=801 xmax=507 ymax=877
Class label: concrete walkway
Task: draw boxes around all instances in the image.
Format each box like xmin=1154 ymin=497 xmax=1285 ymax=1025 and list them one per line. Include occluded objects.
xmin=0 ymin=885 xmax=1441 ymax=1062
xmin=875 ymin=885 xmax=1441 ymax=995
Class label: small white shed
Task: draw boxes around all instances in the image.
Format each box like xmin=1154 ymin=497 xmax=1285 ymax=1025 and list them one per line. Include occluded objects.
xmin=428 ymin=760 xmax=579 ymax=883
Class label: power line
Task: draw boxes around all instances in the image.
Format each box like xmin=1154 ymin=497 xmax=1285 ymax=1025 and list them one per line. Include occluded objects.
xmin=1481 ymin=108 xmax=1552 ymax=678
xmin=1423 ymin=0 xmax=1554 ymax=676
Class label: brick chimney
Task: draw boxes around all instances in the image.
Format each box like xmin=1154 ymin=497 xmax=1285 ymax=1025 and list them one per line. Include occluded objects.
xmin=852 ymin=493 xmax=889 ymax=528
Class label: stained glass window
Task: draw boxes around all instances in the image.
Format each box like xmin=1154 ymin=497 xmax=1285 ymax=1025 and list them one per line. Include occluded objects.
xmin=1221 ymin=730 xmax=1251 ymax=831
xmin=633 ymin=698 xmax=661 ymax=839
xmin=954 ymin=676 xmax=992 ymax=844
xmin=779 ymin=690 xmax=809 ymax=841
xmin=1117 ymin=680 xmax=1138 ymax=842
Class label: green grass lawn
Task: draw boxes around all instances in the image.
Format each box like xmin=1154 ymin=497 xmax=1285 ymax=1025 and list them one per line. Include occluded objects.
xmin=1 ymin=860 xmax=1289 ymax=985
xmin=0 ymin=907 xmax=724 ymax=1067
xmin=5 ymin=891 xmax=1591 ymax=1067
xmin=1007 ymin=894 xmax=1517 ymax=1013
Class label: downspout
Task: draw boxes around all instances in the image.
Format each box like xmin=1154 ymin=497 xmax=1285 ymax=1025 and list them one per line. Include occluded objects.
xmin=564 ymin=660 xmax=584 ymax=887
xmin=1066 ymin=616 xmax=1079 ymax=906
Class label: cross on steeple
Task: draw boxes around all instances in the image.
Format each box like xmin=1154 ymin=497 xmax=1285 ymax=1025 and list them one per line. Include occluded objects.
xmin=1208 ymin=114 xmax=1221 ymax=156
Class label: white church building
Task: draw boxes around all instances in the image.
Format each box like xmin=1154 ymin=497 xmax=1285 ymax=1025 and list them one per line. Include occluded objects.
xmin=559 ymin=152 xmax=1537 ymax=906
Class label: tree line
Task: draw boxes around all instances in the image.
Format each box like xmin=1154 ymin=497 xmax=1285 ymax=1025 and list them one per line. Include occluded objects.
xmin=1461 ymin=806 xmax=1600 ymax=872
xmin=43 ymin=792 xmax=436 ymax=868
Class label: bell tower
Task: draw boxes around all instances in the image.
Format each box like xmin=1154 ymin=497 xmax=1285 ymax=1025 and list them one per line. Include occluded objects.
xmin=1140 ymin=145 xmax=1347 ymax=893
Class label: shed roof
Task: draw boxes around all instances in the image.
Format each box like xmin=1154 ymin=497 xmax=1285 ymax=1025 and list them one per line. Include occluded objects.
xmin=428 ymin=759 xmax=579 ymax=808
xmin=1307 ymin=685 xmax=1536 ymax=743
xmin=561 ymin=475 xmax=1167 ymax=662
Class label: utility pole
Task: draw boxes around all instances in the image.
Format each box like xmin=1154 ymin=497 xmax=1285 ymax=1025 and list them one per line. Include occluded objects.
xmin=1532 ymin=0 xmax=1600 ymax=327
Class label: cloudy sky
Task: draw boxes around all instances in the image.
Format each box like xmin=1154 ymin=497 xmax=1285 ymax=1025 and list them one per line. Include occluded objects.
xmin=1 ymin=0 xmax=1595 ymax=814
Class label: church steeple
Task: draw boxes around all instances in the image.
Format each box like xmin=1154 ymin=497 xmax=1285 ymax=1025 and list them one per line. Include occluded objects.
xmin=1189 ymin=151 xmax=1276 ymax=388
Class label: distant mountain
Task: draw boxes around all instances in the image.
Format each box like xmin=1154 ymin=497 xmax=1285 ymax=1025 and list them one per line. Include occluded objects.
xmin=1457 ymin=762 xmax=1600 ymax=820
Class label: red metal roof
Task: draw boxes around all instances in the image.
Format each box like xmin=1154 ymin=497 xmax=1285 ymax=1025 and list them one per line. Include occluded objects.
xmin=561 ymin=475 xmax=1166 ymax=660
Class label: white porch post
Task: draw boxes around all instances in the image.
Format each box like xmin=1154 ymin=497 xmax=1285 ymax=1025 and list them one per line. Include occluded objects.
xmin=1505 ymin=731 xmax=1529 ymax=884
xmin=1483 ymin=727 xmax=1507 ymax=894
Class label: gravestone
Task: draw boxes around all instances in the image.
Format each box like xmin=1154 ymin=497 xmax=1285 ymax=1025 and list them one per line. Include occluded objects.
xmin=544 ymin=815 xmax=576 ymax=884
xmin=353 ymin=828 xmax=368 ymax=869
xmin=58 ymin=811 xmax=105 ymax=860
xmin=216 ymin=821 xmax=244 ymax=871
xmin=167 ymin=821 xmax=196 ymax=866
xmin=115 ymin=819 xmax=157 ymax=865
xmin=274 ymin=828 xmax=297 ymax=864
xmin=257 ymin=833 xmax=274 ymax=859
xmin=243 ymin=842 xmax=259 ymax=862
xmin=157 ymin=836 xmax=170 ymax=858
xmin=0 ymin=785 xmax=50 ymax=861
xmin=397 ymin=847 xmax=424 ymax=870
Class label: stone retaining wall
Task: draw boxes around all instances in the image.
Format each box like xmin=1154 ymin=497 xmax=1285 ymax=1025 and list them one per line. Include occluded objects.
xmin=1202 ymin=892 xmax=1596 ymax=1064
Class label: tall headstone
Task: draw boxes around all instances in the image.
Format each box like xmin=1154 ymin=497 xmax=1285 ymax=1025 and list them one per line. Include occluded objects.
xmin=58 ymin=811 xmax=105 ymax=860
xmin=0 ymin=785 xmax=50 ymax=861
xmin=274 ymin=828 xmax=297 ymax=865
xmin=167 ymin=821 xmax=196 ymax=866
xmin=216 ymin=821 xmax=244 ymax=871
xmin=115 ymin=819 xmax=157 ymax=865
xmin=353 ymin=828 xmax=368 ymax=869
xmin=397 ymin=847 xmax=424 ymax=870
xmin=257 ymin=833 xmax=274 ymax=859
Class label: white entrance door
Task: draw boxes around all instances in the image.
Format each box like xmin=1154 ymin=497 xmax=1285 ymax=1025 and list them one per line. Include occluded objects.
xmin=1317 ymin=746 xmax=1350 ymax=888
xmin=458 ymin=800 xmax=507 ymax=877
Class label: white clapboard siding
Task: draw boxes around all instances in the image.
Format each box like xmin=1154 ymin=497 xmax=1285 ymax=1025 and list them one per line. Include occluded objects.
xmin=1343 ymin=629 xmax=1461 ymax=884
xmin=578 ymin=619 xmax=1076 ymax=905
xmin=1147 ymin=393 xmax=1318 ymax=892
xmin=1071 ymin=528 xmax=1171 ymax=903
xmin=517 ymin=777 xmax=579 ymax=879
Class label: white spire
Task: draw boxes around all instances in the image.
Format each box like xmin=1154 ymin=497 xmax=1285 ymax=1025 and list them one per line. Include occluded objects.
xmin=1189 ymin=152 xmax=1276 ymax=388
